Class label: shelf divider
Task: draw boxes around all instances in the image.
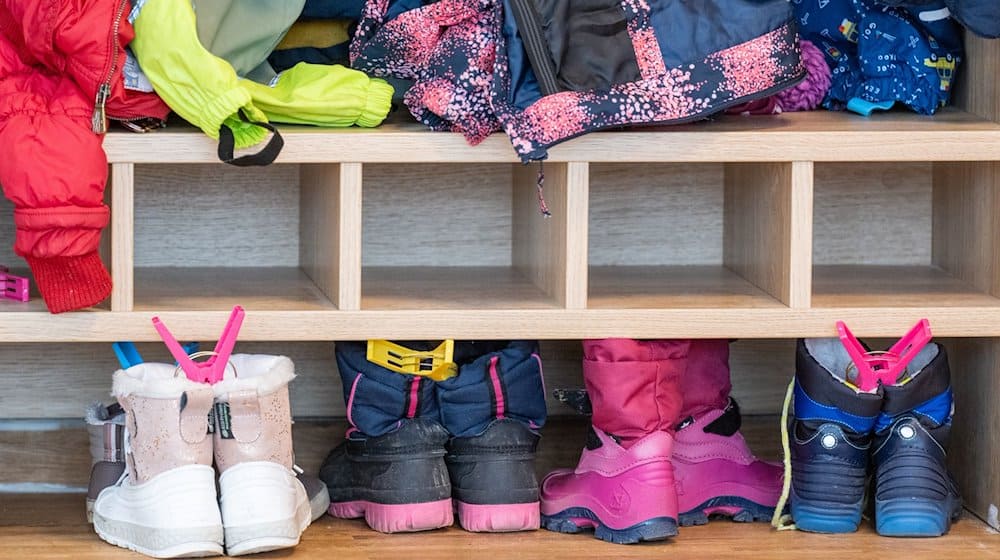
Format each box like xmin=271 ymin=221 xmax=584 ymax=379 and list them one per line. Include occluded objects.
xmin=512 ymin=162 xmax=588 ymax=309
xmin=300 ymin=163 xmax=363 ymax=310
xmin=932 ymin=162 xmax=1000 ymax=299
xmin=110 ymin=163 xmax=134 ymax=312
xmin=723 ymin=161 xmax=813 ymax=308
xmin=947 ymin=337 xmax=1000 ymax=530
xmin=955 ymin=35 xmax=999 ymax=124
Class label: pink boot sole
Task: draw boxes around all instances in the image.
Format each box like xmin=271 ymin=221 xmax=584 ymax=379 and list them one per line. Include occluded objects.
xmin=455 ymin=501 xmax=540 ymax=532
xmin=328 ymin=499 xmax=453 ymax=533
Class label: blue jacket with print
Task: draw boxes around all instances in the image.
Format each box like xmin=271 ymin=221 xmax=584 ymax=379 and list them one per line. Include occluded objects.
xmin=351 ymin=0 xmax=804 ymax=162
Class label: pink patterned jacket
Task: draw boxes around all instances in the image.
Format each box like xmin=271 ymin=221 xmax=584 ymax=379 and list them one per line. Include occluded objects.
xmin=352 ymin=0 xmax=804 ymax=162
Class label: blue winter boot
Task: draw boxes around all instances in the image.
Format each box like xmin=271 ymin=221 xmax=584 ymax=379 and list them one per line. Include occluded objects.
xmin=790 ymin=338 xmax=883 ymax=533
xmin=873 ymin=342 xmax=961 ymax=537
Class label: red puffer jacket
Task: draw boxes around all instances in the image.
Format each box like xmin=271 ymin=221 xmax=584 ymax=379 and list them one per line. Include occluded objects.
xmin=0 ymin=0 xmax=169 ymax=313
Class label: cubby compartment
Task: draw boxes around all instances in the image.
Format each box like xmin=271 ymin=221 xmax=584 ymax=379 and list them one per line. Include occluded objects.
xmin=129 ymin=164 xmax=337 ymax=311
xmin=812 ymin=162 xmax=1000 ymax=308
xmin=588 ymin=162 xmax=811 ymax=309
xmin=0 ymin=197 xmax=44 ymax=312
xmin=359 ymin=163 xmax=578 ymax=310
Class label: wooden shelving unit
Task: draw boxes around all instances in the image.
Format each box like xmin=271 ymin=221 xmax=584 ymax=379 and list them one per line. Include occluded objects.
xmin=4 ymin=117 xmax=1000 ymax=340
xmin=0 ymin=33 xmax=997 ymax=560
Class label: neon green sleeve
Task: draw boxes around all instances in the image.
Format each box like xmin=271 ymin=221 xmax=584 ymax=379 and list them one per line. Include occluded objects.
xmin=130 ymin=0 xmax=268 ymax=149
xmin=241 ymin=63 xmax=393 ymax=128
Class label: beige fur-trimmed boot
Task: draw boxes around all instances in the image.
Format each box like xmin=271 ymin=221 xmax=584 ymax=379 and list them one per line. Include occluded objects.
xmin=211 ymin=354 xmax=311 ymax=556
xmin=92 ymin=364 xmax=223 ymax=558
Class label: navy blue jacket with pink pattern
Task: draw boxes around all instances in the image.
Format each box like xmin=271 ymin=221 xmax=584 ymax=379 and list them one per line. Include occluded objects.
xmin=352 ymin=0 xmax=805 ymax=162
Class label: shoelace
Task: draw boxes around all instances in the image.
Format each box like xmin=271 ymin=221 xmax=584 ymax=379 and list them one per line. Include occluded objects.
xmin=771 ymin=376 xmax=876 ymax=531
xmin=771 ymin=377 xmax=796 ymax=531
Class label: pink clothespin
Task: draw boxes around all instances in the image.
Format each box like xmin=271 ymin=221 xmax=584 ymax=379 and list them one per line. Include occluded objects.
xmin=153 ymin=306 xmax=245 ymax=383
xmin=0 ymin=266 xmax=29 ymax=302
xmin=837 ymin=319 xmax=933 ymax=392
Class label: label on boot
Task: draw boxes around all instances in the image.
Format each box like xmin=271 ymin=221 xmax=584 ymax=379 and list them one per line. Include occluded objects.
xmin=214 ymin=402 xmax=234 ymax=439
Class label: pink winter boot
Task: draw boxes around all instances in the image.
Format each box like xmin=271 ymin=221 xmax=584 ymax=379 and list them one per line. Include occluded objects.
xmin=540 ymin=339 xmax=685 ymax=544
xmin=672 ymin=340 xmax=783 ymax=526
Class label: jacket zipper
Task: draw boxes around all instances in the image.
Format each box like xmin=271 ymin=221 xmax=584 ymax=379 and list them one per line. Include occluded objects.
xmin=508 ymin=0 xmax=561 ymax=96
xmin=92 ymin=0 xmax=129 ymax=134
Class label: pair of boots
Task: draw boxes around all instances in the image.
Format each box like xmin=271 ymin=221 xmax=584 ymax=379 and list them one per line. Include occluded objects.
xmin=90 ymin=354 xmax=315 ymax=557
xmin=541 ymin=339 xmax=782 ymax=544
xmin=791 ymin=338 xmax=962 ymax=536
xmin=319 ymin=340 xmax=547 ymax=533
xmin=85 ymin=403 xmax=329 ymax=526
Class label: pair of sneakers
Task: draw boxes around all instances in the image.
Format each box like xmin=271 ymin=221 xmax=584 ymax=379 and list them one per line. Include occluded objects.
xmin=790 ymin=338 xmax=962 ymax=536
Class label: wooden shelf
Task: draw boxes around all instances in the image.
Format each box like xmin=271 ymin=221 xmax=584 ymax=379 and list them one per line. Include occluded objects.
xmin=133 ymin=267 xmax=336 ymax=311
xmin=1 ymin=307 xmax=1000 ymax=341
xmin=812 ymin=265 xmax=1000 ymax=308
xmin=2 ymin=493 xmax=996 ymax=560
xmin=0 ymin=298 xmax=49 ymax=314
xmin=588 ymin=266 xmax=784 ymax=309
xmin=362 ymin=266 xmax=559 ymax=310
xmin=102 ymin=109 xmax=1000 ymax=164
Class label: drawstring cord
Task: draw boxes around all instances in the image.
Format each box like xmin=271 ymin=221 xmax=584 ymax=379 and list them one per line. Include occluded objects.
xmin=536 ymin=161 xmax=552 ymax=217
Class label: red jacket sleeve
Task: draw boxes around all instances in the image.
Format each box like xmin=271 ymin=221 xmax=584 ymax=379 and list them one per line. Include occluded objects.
xmin=0 ymin=6 xmax=112 ymax=313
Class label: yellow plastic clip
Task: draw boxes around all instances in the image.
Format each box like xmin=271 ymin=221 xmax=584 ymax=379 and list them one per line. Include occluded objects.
xmin=366 ymin=340 xmax=458 ymax=382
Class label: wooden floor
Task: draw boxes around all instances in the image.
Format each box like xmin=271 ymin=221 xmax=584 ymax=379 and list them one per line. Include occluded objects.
xmin=0 ymin=494 xmax=996 ymax=560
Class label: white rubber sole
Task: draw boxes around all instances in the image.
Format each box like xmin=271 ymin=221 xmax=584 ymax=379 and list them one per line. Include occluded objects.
xmin=220 ymin=461 xmax=312 ymax=556
xmin=93 ymin=465 xmax=223 ymax=558
xmin=93 ymin=513 xmax=223 ymax=558
xmin=308 ymin=480 xmax=331 ymax=522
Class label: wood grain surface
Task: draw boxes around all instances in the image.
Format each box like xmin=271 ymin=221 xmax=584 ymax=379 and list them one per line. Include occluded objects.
xmin=0 ymin=339 xmax=800 ymax=420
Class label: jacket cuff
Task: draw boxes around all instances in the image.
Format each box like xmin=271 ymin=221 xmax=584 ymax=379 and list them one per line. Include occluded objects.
xmin=355 ymin=78 xmax=395 ymax=128
xmin=23 ymin=252 xmax=112 ymax=313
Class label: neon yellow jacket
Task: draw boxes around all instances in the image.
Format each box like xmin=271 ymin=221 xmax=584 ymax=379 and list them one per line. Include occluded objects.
xmin=130 ymin=0 xmax=393 ymax=150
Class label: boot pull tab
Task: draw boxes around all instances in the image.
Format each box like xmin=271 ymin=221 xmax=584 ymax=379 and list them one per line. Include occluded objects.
xmin=179 ymin=389 xmax=215 ymax=444
xmin=227 ymin=390 xmax=262 ymax=443
xmin=837 ymin=318 xmax=933 ymax=392
xmin=153 ymin=305 xmax=245 ymax=383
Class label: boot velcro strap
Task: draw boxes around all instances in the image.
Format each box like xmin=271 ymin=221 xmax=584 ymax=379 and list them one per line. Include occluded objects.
xmin=226 ymin=390 xmax=263 ymax=443
xmin=179 ymin=390 xmax=215 ymax=444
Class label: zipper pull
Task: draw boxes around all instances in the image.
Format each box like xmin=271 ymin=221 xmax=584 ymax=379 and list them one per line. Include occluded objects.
xmin=92 ymin=83 xmax=111 ymax=134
